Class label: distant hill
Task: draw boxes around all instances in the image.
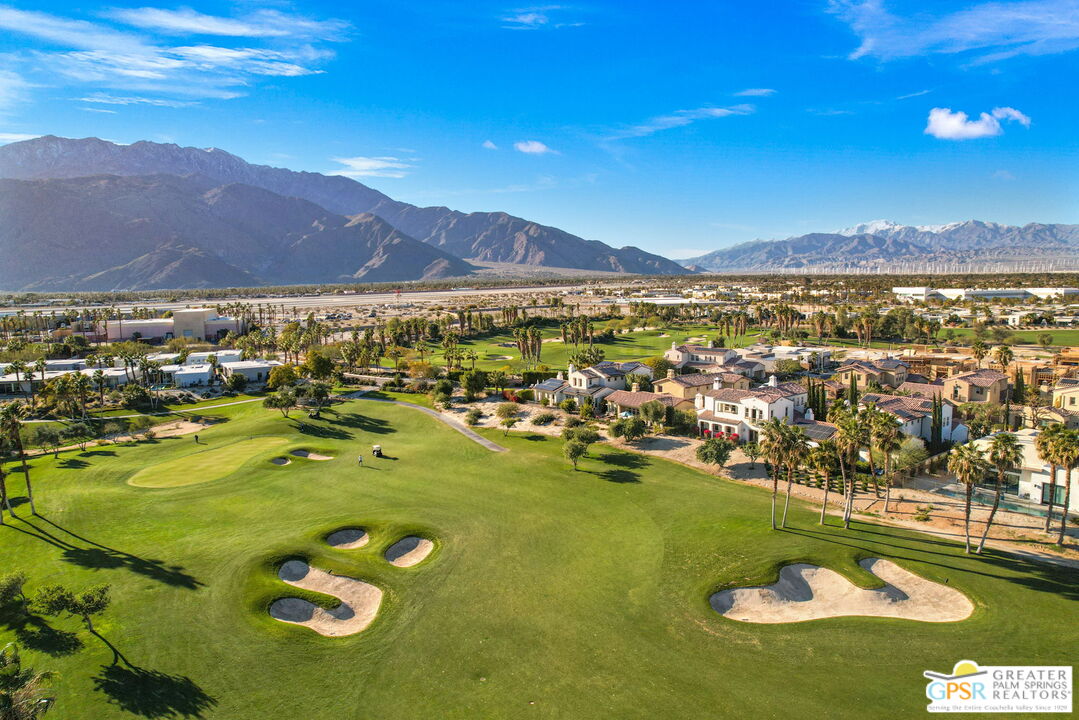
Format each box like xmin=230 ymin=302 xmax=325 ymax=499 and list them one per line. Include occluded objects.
xmin=0 ymin=174 xmax=473 ymax=291
xmin=0 ymin=135 xmax=689 ymax=284
xmin=683 ymin=220 xmax=1079 ymax=272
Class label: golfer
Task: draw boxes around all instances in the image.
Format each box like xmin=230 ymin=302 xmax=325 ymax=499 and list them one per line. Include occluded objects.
xmin=357 ymin=454 xmax=363 ymax=467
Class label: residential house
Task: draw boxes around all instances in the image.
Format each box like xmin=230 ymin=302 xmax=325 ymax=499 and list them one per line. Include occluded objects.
xmin=943 ymin=369 xmax=1009 ymax=404
xmin=1052 ymin=378 xmax=1079 ymax=411
xmin=859 ymin=392 xmax=967 ymax=444
xmin=604 ymin=388 xmax=694 ymax=416
xmin=694 ymin=376 xmax=807 ymax=443
xmin=159 ymin=363 xmax=215 ymax=388
xmin=664 ymin=342 xmax=739 ymax=372
xmin=971 ymin=429 xmax=1077 ymax=514
xmin=832 ymin=359 xmax=910 ymax=390
xmin=531 ymin=361 xmax=651 ymax=407
xmin=653 ymin=370 xmax=750 ymax=400
xmin=220 ymin=360 xmax=282 ymax=385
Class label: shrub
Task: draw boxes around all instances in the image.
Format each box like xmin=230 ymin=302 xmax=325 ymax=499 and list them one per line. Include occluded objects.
xmin=516 ymin=389 xmax=534 ymax=402
xmin=562 ymin=426 xmax=600 ymax=445
xmin=496 ymin=402 xmax=519 ymax=420
xmin=465 ymin=408 xmax=483 ymax=426
xmin=609 ymin=416 xmax=647 ymax=443
xmin=559 ymin=398 xmax=578 ymax=414
xmin=532 ymin=412 xmax=556 ymax=426
xmin=563 ymin=416 xmax=583 ymax=428
xmin=224 ymin=373 xmax=248 ymax=392
xmin=563 ymin=439 xmax=588 ymax=469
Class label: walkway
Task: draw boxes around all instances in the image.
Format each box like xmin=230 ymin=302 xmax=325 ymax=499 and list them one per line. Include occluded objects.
xmin=345 ymin=390 xmax=507 ymax=453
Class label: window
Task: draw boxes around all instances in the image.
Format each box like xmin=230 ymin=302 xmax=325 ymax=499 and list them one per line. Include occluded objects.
xmin=1041 ymin=482 xmax=1066 ymax=505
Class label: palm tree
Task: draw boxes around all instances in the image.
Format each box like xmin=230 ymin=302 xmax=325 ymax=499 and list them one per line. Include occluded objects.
xmin=0 ymin=460 xmax=12 ymax=524
xmin=948 ymin=443 xmax=991 ymax=554
xmin=0 ymin=643 xmax=54 ymax=718
xmin=978 ymin=432 xmax=1023 ymax=553
xmin=91 ymin=369 xmax=107 ymax=406
xmin=1052 ymin=429 xmax=1079 ymax=546
xmin=0 ymin=402 xmax=34 ymax=516
xmin=872 ymin=412 xmax=903 ymax=512
xmin=994 ymin=344 xmax=1014 ymax=374
xmin=971 ymin=340 xmax=988 ymax=368
xmin=831 ymin=405 xmax=864 ymax=529
xmin=809 ymin=440 xmax=839 ymax=525
xmin=1035 ymin=423 xmax=1066 ymax=533
xmin=758 ymin=418 xmax=788 ymax=531
xmin=6 ymin=361 xmax=28 ymax=402
xmin=780 ymin=426 xmax=810 ymax=528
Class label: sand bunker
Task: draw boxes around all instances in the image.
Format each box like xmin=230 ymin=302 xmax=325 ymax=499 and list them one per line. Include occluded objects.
xmin=290 ymin=449 xmax=334 ymax=461
xmin=268 ymin=560 xmax=382 ymax=637
xmin=384 ymin=536 xmax=434 ymax=567
xmin=326 ymin=528 xmax=368 ymax=549
xmin=269 ymin=457 xmax=291 ymax=466
xmin=710 ymin=558 xmax=973 ymax=624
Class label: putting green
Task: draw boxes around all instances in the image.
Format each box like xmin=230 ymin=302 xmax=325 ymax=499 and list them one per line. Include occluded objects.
xmin=127 ymin=436 xmax=289 ymax=487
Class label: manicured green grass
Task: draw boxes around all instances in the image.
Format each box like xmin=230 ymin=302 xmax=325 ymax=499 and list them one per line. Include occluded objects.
xmin=946 ymin=327 xmax=1079 ymax=347
xmin=440 ymin=324 xmax=762 ymax=371
xmin=127 ymin=436 xmax=290 ymax=488
xmin=364 ymin=389 xmax=433 ymax=407
xmin=1 ymin=399 xmax=1075 ymax=719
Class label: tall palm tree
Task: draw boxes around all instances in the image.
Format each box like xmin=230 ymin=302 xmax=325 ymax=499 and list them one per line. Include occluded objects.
xmin=91 ymin=369 xmax=107 ymax=406
xmin=872 ymin=412 xmax=903 ymax=512
xmin=1052 ymin=429 xmax=1078 ymax=546
xmin=994 ymin=344 xmax=1014 ymax=375
xmin=809 ymin=440 xmax=840 ymax=525
xmin=830 ymin=405 xmax=863 ymax=529
xmin=0 ymin=402 xmax=34 ymax=516
xmin=780 ymin=426 xmax=810 ymax=528
xmin=6 ymin=361 xmax=28 ymax=402
xmin=971 ymin=340 xmax=988 ymax=368
xmin=978 ymin=432 xmax=1023 ymax=553
xmin=0 ymin=460 xmax=11 ymax=524
xmin=1035 ymin=423 xmax=1066 ymax=533
xmin=948 ymin=443 xmax=991 ymax=554
xmin=0 ymin=642 xmax=54 ymax=718
xmin=758 ymin=418 xmax=788 ymax=531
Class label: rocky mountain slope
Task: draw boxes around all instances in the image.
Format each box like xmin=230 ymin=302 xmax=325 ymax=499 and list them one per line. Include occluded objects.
xmin=0 ymin=135 xmax=688 ymax=278
xmin=0 ymin=174 xmax=473 ymax=290
xmin=684 ymin=220 xmax=1079 ymax=272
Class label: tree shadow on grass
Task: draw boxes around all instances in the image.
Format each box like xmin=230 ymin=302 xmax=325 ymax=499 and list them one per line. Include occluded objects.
xmin=3 ymin=515 xmax=203 ymax=590
xmin=80 ymin=450 xmax=117 ymax=457
xmin=289 ymin=422 xmax=352 ymax=440
xmin=596 ymin=451 xmax=649 ymax=470
xmin=584 ymin=467 xmax=641 ymax=484
xmin=0 ymin=603 xmax=83 ymax=657
xmin=520 ymin=434 xmax=547 ymax=442
xmin=782 ymin=524 xmax=1079 ymax=602
xmin=94 ymin=664 xmax=216 ymax=718
xmin=58 ymin=458 xmax=90 ymax=469
xmin=334 ymin=413 xmax=396 ymax=435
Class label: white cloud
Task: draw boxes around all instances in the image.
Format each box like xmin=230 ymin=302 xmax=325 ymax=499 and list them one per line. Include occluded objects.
xmin=80 ymin=107 xmax=116 ymax=113
xmin=107 ymin=7 xmax=349 ymax=39
xmin=897 ymin=89 xmax=931 ymax=100
xmin=501 ymin=6 xmax=583 ymax=30
xmin=330 ymin=156 xmax=414 ymax=178
xmin=829 ymin=0 xmax=1079 ymax=64
xmin=924 ymin=106 xmax=1031 ymax=139
xmin=992 ymin=169 xmax=1016 ymax=180
xmin=482 ymin=139 xmax=498 ymax=150
xmin=0 ymin=132 xmax=40 ymax=144
xmin=734 ymin=88 xmax=775 ymax=96
xmin=0 ymin=5 xmax=343 ymax=103
xmin=514 ymin=139 xmax=557 ymax=154
xmin=607 ymin=104 xmax=754 ymax=140
xmin=78 ymin=93 xmax=196 ymax=108
xmin=0 ymin=70 xmax=32 ymax=115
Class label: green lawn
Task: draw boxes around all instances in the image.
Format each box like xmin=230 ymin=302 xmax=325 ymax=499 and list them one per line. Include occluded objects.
xmin=1 ymin=399 xmax=1075 ymax=719
xmin=439 ymin=324 xmax=763 ymax=372
xmin=126 ymin=436 xmax=290 ymax=488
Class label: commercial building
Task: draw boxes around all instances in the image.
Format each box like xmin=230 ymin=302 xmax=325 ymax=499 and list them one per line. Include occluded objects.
xmin=893 ymin=287 xmax=1079 ymax=302
xmin=105 ymin=308 xmax=245 ymax=343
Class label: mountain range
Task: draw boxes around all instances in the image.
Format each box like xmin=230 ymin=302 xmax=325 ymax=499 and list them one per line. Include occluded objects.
xmin=0 ymin=135 xmax=688 ymax=290
xmin=683 ymin=220 xmax=1079 ymax=272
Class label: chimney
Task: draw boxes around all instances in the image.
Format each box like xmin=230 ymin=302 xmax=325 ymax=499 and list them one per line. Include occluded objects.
xmin=556 ymin=371 xmax=564 ymax=380
xmin=567 ymin=363 xmax=576 ymax=374
xmin=671 ymin=341 xmax=677 ymax=350
xmin=708 ymin=339 xmax=715 ymax=349
xmin=712 ymin=379 xmax=722 ymax=390
xmin=666 ymin=369 xmax=675 ymax=379
xmin=631 ymin=382 xmax=640 ymax=393
xmin=805 ymin=408 xmax=815 ymax=421
xmin=767 ymin=374 xmax=778 ymax=387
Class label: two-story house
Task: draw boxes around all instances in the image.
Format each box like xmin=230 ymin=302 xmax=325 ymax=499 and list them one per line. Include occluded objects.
xmin=653 ymin=369 xmax=750 ymax=400
xmin=694 ymin=376 xmax=808 ymax=442
xmin=859 ymin=393 xmax=968 ymax=443
xmin=531 ymin=361 xmax=652 ymax=406
xmin=971 ymin=429 xmax=1077 ymax=514
xmin=664 ymin=342 xmax=739 ymax=372
xmin=832 ymin=359 xmax=910 ymax=390
xmin=942 ymin=369 xmax=1009 ymax=404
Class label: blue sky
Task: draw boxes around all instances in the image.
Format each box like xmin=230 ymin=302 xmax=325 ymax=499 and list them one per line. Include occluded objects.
xmin=0 ymin=1 xmax=1076 ymax=257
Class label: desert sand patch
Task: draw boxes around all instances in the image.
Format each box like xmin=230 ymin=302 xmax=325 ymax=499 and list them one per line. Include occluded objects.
xmin=385 ymin=536 xmax=434 ymax=567
xmin=269 ymin=559 xmax=382 ymax=637
xmin=710 ymin=558 xmax=973 ymax=623
xmin=326 ymin=528 xmax=368 ymax=549
xmin=290 ymin=449 xmax=334 ymax=461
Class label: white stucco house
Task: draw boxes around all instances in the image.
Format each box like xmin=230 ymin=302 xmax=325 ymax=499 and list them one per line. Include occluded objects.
xmin=695 ymin=376 xmax=815 ymax=443
xmin=971 ymin=429 xmax=1077 ymax=515
xmin=220 ymin=360 xmax=282 ymax=385
xmin=858 ymin=393 xmax=968 ymax=444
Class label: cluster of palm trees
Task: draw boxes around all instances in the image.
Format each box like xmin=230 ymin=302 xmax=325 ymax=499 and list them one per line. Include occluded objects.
xmin=757 ymin=402 xmax=906 ymax=531
xmin=948 ymin=425 xmax=1075 ymax=553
